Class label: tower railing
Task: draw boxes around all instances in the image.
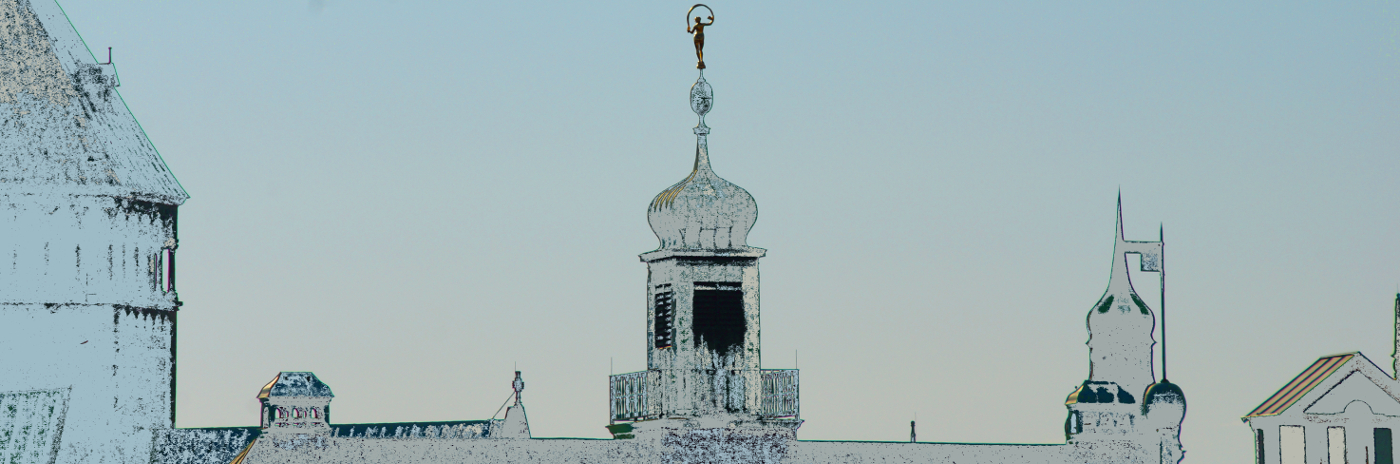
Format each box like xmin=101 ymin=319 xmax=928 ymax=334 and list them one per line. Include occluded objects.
xmin=610 ymin=370 xmax=660 ymax=423
xmin=759 ymin=369 xmax=799 ymax=420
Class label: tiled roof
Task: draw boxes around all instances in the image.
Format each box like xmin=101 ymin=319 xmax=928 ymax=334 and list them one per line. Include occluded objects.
xmin=1244 ymin=353 xmax=1355 ymax=419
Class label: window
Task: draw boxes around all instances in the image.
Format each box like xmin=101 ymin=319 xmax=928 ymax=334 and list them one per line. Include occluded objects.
xmin=1329 ymin=427 xmax=1345 ymax=464
xmin=654 ymin=287 xmax=675 ymax=349
xmin=1377 ymin=428 xmax=1393 ymax=464
xmin=163 ymin=246 xmax=175 ymax=293
xmin=1281 ymin=425 xmax=1305 ymax=464
xmin=692 ymin=282 xmax=745 ymax=356
xmin=1256 ymin=429 xmax=1265 ymax=464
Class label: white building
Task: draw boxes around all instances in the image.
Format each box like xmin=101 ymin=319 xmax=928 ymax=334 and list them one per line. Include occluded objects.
xmin=1242 ymin=296 xmax=1400 ymax=464
xmin=0 ymin=1 xmax=1187 ymax=462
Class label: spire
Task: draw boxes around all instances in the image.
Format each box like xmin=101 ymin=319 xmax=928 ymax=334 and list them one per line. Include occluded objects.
xmin=1086 ymin=197 xmax=1164 ymax=394
xmin=690 ymin=72 xmax=714 ymax=173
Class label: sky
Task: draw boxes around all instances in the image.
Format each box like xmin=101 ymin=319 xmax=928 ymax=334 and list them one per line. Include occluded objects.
xmin=48 ymin=1 xmax=1400 ymax=462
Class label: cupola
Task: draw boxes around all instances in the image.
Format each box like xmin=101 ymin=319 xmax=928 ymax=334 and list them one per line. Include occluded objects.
xmin=258 ymin=372 xmax=335 ymax=436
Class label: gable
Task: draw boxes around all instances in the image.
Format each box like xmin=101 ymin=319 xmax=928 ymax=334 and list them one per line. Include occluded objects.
xmin=1245 ymin=353 xmax=1354 ymax=418
xmin=1305 ymin=370 xmax=1400 ymax=416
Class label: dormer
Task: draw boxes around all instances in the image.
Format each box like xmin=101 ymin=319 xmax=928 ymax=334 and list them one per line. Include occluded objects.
xmin=258 ymin=372 xmax=335 ymax=436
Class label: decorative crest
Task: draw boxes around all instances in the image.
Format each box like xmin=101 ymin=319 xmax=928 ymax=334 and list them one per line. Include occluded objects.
xmin=687 ymin=4 xmax=714 ymax=69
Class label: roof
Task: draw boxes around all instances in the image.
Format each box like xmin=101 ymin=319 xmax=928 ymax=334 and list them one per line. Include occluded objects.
xmin=331 ymin=420 xmax=498 ymax=439
xmin=0 ymin=0 xmax=187 ymax=204
xmin=0 ymin=388 xmax=69 ymax=464
xmin=149 ymin=427 xmax=258 ymax=464
xmin=258 ymin=372 xmax=334 ymax=399
xmin=1244 ymin=353 xmax=1355 ymax=419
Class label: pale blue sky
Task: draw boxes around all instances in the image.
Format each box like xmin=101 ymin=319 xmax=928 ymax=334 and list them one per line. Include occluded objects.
xmin=52 ymin=1 xmax=1400 ymax=462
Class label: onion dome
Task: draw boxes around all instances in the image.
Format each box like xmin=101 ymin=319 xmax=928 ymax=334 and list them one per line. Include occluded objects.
xmin=1142 ymin=380 xmax=1185 ymax=413
xmin=647 ymin=73 xmax=757 ymax=250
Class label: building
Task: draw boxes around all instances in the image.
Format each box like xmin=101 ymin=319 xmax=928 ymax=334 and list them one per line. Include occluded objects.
xmin=1242 ymin=296 xmax=1400 ymax=464
xmin=0 ymin=0 xmax=185 ymax=462
xmin=0 ymin=1 xmax=1186 ymax=462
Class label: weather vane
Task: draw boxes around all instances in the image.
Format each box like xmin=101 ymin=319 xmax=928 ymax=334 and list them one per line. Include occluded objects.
xmin=686 ymin=4 xmax=714 ymax=69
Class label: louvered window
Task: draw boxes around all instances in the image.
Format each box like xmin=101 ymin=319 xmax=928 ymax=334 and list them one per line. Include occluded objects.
xmin=654 ymin=285 xmax=674 ymax=348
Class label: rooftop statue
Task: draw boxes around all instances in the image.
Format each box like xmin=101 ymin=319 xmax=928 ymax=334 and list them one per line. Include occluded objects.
xmin=687 ymin=4 xmax=714 ymax=69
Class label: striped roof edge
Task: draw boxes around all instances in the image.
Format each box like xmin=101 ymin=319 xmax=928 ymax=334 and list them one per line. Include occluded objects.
xmin=1243 ymin=353 xmax=1356 ymax=420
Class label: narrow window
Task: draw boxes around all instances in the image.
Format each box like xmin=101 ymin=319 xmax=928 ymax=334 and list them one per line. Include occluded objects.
xmin=164 ymin=247 xmax=176 ymax=293
xmin=692 ymin=282 xmax=745 ymax=356
xmin=654 ymin=288 xmax=675 ymax=348
xmin=1377 ymin=428 xmax=1393 ymax=464
xmin=1329 ymin=427 xmax=1345 ymax=464
xmin=1257 ymin=429 xmax=1266 ymax=464
xmin=1281 ymin=425 xmax=1305 ymax=464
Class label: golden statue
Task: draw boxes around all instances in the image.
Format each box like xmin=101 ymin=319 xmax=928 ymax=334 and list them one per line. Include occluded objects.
xmin=687 ymin=5 xmax=714 ymax=69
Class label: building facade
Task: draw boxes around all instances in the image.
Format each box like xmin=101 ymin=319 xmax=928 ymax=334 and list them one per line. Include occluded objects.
xmin=1243 ymin=296 xmax=1400 ymax=464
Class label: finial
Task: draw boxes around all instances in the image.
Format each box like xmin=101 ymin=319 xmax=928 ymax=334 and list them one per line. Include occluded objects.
xmin=687 ymin=5 xmax=714 ymax=69
xmin=691 ymin=74 xmax=713 ymax=132
xmin=512 ymin=371 xmax=524 ymax=406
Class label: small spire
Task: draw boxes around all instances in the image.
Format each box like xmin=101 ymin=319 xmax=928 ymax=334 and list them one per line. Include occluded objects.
xmin=1115 ymin=190 xmax=1125 ymax=243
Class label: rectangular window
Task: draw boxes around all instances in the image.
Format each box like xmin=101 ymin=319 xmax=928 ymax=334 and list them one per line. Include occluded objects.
xmin=654 ymin=289 xmax=674 ymax=349
xmin=1377 ymin=428 xmax=1393 ymax=464
xmin=1257 ymin=429 xmax=1266 ymax=464
xmin=1329 ymin=427 xmax=1345 ymax=464
xmin=1281 ymin=425 xmax=1305 ymax=464
xmin=693 ymin=282 xmax=745 ymax=356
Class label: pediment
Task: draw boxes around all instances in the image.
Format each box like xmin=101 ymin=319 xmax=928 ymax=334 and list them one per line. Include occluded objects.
xmin=1305 ymin=370 xmax=1400 ymax=416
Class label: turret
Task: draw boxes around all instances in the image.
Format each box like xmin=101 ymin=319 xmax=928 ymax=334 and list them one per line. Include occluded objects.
xmin=0 ymin=1 xmax=188 ymax=462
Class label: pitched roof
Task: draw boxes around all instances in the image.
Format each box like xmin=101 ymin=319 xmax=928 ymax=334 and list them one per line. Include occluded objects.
xmin=0 ymin=0 xmax=187 ymax=204
xmin=258 ymin=372 xmax=334 ymax=399
xmin=1244 ymin=353 xmax=1355 ymax=419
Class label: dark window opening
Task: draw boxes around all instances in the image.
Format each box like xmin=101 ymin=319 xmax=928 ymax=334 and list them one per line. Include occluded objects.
xmin=692 ymin=282 xmax=745 ymax=357
xmin=1256 ymin=429 xmax=1264 ymax=464
xmin=1377 ymin=428 xmax=1393 ymax=464
xmin=654 ymin=291 xmax=675 ymax=348
xmin=164 ymin=247 xmax=176 ymax=293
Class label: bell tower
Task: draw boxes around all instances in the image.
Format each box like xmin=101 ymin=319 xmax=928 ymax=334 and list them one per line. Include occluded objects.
xmin=608 ymin=12 xmax=799 ymax=435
